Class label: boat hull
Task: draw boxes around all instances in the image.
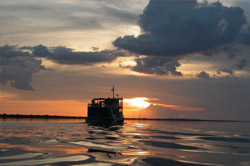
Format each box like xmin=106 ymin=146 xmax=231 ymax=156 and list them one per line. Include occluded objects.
xmin=86 ymin=106 xmax=124 ymax=126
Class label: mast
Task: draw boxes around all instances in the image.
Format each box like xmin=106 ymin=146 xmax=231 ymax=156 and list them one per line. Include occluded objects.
xmin=111 ymin=85 xmax=115 ymax=99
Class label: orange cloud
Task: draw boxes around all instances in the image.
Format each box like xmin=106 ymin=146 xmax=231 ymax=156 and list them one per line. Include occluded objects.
xmin=155 ymin=103 xmax=204 ymax=111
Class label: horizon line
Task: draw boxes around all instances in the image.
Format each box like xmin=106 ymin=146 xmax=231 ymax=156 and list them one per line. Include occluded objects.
xmin=1 ymin=113 xmax=250 ymax=122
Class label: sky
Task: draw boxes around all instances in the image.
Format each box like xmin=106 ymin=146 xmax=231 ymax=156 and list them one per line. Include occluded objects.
xmin=0 ymin=0 xmax=250 ymax=120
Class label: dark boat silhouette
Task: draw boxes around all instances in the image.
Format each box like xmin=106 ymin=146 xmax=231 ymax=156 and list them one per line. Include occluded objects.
xmin=86 ymin=86 xmax=124 ymax=125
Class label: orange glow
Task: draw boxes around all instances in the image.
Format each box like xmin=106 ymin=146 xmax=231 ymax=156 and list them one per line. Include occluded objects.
xmin=0 ymin=94 xmax=203 ymax=118
xmin=0 ymin=92 xmax=18 ymax=100
xmin=0 ymin=100 xmax=87 ymax=117
xmin=124 ymin=97 xmax=151 ymax=110
xmin=155 ymin=103 xmax=204 ymax=111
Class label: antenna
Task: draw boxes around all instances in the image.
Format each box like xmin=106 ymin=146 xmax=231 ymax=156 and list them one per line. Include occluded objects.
xmin=111 ymin=85 xmax=115 ymax=99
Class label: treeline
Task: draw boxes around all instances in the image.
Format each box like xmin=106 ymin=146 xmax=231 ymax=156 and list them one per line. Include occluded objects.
xmin=0 ymin=113 xmax=86 ymax=119
xmin=124 ymin=118 xmax=203 ymax=121
xmin=124 ymin=118 xmax=249 ymax=122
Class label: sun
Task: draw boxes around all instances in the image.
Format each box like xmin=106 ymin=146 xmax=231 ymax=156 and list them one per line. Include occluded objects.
xmin=124 ymin=97 xmax=151 ymax=109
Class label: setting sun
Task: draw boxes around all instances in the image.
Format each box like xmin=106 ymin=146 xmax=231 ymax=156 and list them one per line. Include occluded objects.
xmin=124 ymin=97 xmax=151 ymax=109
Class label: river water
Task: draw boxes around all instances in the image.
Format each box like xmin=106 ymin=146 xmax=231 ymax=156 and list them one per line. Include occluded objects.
xmin=0 ymin=119 xmax=250 ymax=166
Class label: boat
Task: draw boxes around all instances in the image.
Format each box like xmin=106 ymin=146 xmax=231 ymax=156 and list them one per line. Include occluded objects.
xmin=86 ymin=86 xmax=124 ymax=125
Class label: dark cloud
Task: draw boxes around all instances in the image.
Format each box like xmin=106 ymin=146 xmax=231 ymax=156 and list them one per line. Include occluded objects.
xmin=92 ymin=47 xmax=99 ymax=51
xmin=217 ymin=68 xmax=234 ymax=75
xmin=236 ymin=58 xmax=248 ymax=70
xmin=113 ymin=0 xmax=247 ymax=57
xmin=32 ymin=44 xmax=50 ymax=57
xmin=31 ymin=45 xmax=125 ymax=65
xmin=238 ymin=27 xmax=250 ymax=45
xmin=113 ymin=0 xmax=250 ymax=77
xmin=132 ymin=57 xmax=182 ymax=76
xmin=203 ymin=44 xmax=240 ymax=58
xmin=114 ymin=0 xmax=246 ymax=56
xmin=0 ymin=45 xmax=45 ymax=90
xmin=196 ymin=71 xmax=211 ymax=80
xmin=218 ymin=56 xmax=249 ymax=76
xmin=0 ymin=44 xmax=126 ymax=90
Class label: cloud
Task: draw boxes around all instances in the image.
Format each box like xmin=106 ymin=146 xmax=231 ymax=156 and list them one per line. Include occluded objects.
xmin=102 ymin=5 xmax=138 ymax=24
xmin=112 ymin=0 xmax=250 ymax=77
xmin=217 ymin=68 xmax=234 ymax=75
xmin=0 ymin=0 xmax=141 ymax=40
xmin=1 ymin=44 xmax=126 ymax=90
xmin=113 ymin=0 xmax=247 ymax=57
xmin=31 ymin=44 xmax=125 ymax=65
xmin=126 ymin=104 xmax=204 ymax=119
xmin=196 ymin=71 xmax=211 ymax=80
xmin=238 ymin=26 xmax=250 ymax=45
xmin=31 ymin=45 xmax=51 ymax=57
xmin=236 ymin=58 xmax=248 ymax=70
xmin=132 ymin=57 xmax=182 ymax=76
xmin=0 ymin=45 xmax=45 ymax=90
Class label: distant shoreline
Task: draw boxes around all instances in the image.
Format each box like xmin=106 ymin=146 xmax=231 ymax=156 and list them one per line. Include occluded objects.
xmin=1 ymin=114 xmax=249 ymax=122
xmin=0 ymin=114 xmax=86 ymax=119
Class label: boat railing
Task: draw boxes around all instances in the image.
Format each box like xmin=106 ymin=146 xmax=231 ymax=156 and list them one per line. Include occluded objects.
xmin=88 ymin=103 xmax=121 ymax=108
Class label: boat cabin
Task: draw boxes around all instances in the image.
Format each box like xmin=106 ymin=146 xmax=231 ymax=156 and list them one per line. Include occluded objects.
xmin=86 ymin=87 xmax=124 ymax=125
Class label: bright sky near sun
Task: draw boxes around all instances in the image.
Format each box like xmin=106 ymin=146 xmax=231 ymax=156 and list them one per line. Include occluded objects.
xmin=124 ymin=98 xmax=151 ymax=112
xmin=124 ymin=98 xmax=151 ymax=109
xmin=1 ymin=0 xmax=250 ymax=120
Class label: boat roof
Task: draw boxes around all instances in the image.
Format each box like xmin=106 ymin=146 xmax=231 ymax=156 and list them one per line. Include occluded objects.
xmin=92 ymin=97 xmax=123 ymax=100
